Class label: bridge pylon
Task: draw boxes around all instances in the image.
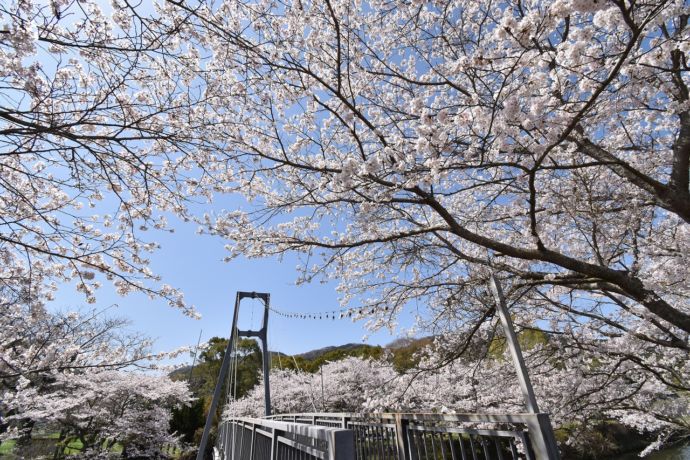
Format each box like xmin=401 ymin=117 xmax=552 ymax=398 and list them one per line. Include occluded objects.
xmin=197 ymin=291 xmax=272 ymax=460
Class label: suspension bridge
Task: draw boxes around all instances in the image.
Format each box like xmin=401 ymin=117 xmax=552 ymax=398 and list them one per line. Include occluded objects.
xmin=198 ymin=277 xmax=561 ymax=460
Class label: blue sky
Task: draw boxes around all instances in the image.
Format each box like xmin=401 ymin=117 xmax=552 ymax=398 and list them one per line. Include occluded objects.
xmin=49 ymin=213 xmax=415 ymax=360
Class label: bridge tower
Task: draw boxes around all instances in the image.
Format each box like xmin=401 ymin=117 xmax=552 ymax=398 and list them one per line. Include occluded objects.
xmin=197 ymin=291 xmax=272 ymax=460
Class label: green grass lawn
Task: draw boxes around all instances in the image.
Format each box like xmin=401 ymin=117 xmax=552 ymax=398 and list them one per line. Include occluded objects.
xmin=0 ymin=439 xmax=16 ymax=455
xmin=63 ymin=438 xmax=84 ymax=454
xmin=0 ymin=435 xmax=123 ymax=457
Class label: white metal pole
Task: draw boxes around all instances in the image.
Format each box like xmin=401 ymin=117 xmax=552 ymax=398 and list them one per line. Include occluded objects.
xmin=489 ymin=274 xmax=540 ymax=413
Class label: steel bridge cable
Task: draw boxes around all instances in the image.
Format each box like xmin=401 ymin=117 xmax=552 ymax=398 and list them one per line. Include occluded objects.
xmin=228 ymin=349 xmax=233 ymax=458
xmin=233 ymin=329 xmax=240 ymax=457
xmin=226 ymin=325 xmax=240 ymax=460
xmin=268 ymin=322 xmax=286 ymax=413
xmin=249 ymin=302 xmax=255 ymax=334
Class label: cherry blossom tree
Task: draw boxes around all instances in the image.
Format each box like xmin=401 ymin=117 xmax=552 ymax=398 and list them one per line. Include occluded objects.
xmin=224 ymin=357 xmax=398 ymax=417
xmin=156 ymin=0 xmax=690 ymax=439
xmin=227 ymin=346 xmax=689 ymax=455
xmin=162 ymin=0 xmax=690 ymax=348
xmin=6 ymin=369 xmax=191 ymax=458
xmin=390 ymin=330 xmax=690 ymax=455
xmin=0 ymin=291 xmax=192 ymax=456
xmin=0 ymin=292 xmax=157 ymax=389
xmin=5 ymin=0 xmax=688 ymax=357
xmin=4 ymin=0 xmax=690 ymax=449
xmin=0 ymin=0 xmax=237 ymax=314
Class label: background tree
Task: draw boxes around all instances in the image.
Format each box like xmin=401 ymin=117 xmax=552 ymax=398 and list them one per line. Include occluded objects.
xmin=228 ymin=341 xmax=689 ymax=457
xmin=6 ymin=369 xmax=191 ymax=458
xmin=276 ymin=344 xmax=385 ymax=373
xmin=169 ymin=398 xmax=206 ymax=446
xmin=0 ymin=288 xmax=192 ymax=457
xmin=184 ymin=337 xmax=263 ymax=400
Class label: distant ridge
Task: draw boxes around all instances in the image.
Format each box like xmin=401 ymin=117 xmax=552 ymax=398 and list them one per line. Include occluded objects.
xmin=170 ymin=336 xmax=433 ymax=380
xmin=296 ymin=343 xmax=366 ymax=360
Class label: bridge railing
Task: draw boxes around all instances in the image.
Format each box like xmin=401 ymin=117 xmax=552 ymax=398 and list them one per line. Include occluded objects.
xmin=268 ymin=412 xmax=560 ymax=460
xmin=216 ymin=417 xmax=355 ymax=460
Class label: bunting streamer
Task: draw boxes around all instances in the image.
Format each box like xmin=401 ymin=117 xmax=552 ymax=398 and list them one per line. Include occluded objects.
xmin=267 ymin=305 xmax=389 ymax=320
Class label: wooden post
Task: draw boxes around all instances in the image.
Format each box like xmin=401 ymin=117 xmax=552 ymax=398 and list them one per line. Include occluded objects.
xmin=248 ymin=423 xmax=256 ymax=460
xmin=394 ymin=414 xmax=413 ymax=460
xmin=329 ymin=429 xmax=356 ymax=460
xmin=269 ymin=427 xmax=279 ymax=460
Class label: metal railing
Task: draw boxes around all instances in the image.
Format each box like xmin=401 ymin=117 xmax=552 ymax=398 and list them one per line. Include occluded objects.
xmin=268 ymin=413 xmax=560 ymax=460
xmin=216 ymin=417 xmax=355 ymax=460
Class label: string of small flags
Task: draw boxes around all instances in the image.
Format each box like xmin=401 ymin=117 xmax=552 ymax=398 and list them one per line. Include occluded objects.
xmin=268 ymin=304 xmax=390 ymax=320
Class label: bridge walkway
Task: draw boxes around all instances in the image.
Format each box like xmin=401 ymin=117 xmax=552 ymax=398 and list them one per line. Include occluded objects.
xmin=215 ymin=411 xmax=560 ymax=460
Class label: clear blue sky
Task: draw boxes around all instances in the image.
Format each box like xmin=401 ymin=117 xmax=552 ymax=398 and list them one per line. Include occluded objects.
xmin=49 ymin=213 xmax=416 ymax=361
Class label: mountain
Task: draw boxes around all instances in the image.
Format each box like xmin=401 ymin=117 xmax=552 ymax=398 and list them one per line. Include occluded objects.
xmin=296 ymin=343 xmax=368 ymax=361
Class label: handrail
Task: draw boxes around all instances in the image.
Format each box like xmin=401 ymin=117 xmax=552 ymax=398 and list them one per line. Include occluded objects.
xmin=268 ymin=412 xmax=560 ymax=460
xmin=230 ymin=417 xmax=354 ymax=443
xmin=216 ymin=416 xmax=355 ymax=460
xmin=269 ymin=411 xmax=546 ymax=423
